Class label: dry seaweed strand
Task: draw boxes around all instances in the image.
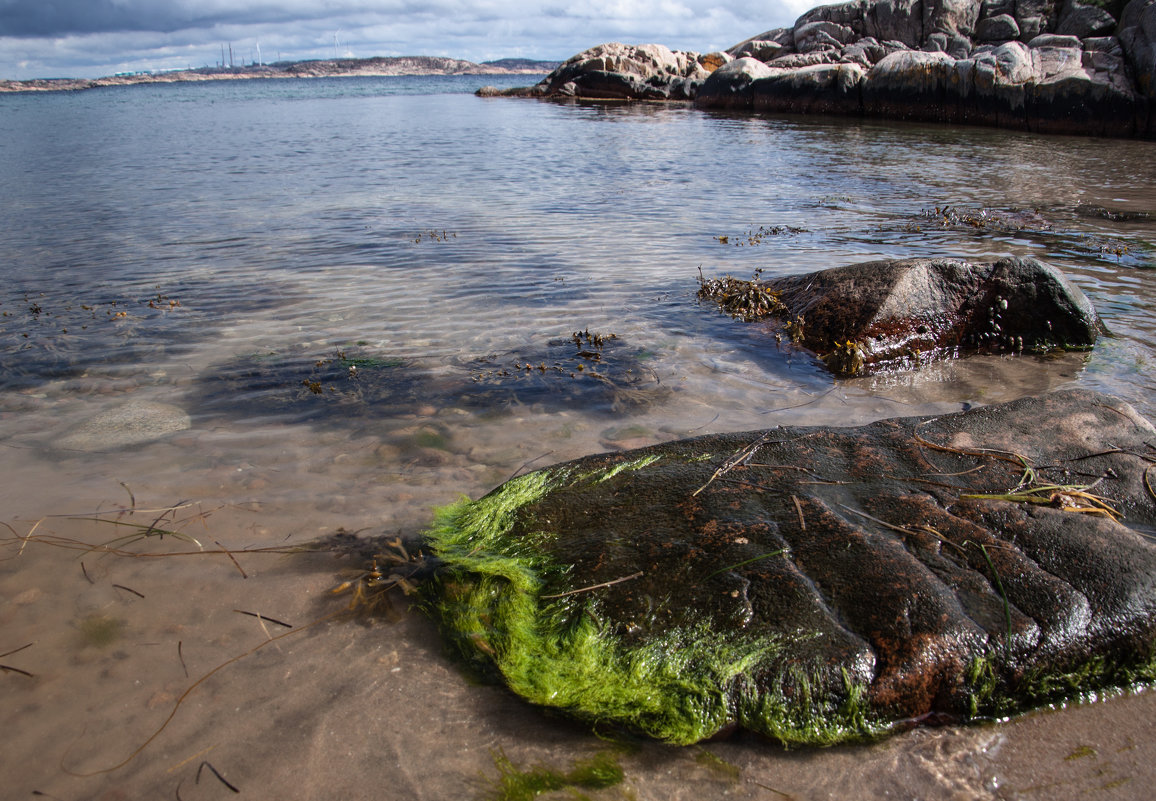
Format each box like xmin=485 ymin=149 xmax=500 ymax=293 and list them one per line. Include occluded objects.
xmin=3 ymin=511 xmax=424 ymax=776
xmin=959 ymin=484 xmax=1123 ymax=521
xmin=196 ymin=761 xmax=239 ymax=793
xmin=1 ymin=642 xmax=35 ymax=678
xmin=213 ymin=540 xmax=248 ymax=578
xmin=540 ymin=571 xmax=644 ymax=599
xmin=791 ymin=495 xmax=806 ymax=530
xmin=232 ymin=609 xmax=293 ymax=629
xmin=912 ymin=422 xmax=1129 ymax=521
xmin=692 ymin=432 xmax=815 ymax=496
xmin=61 ymin=607 xmax=348 ymax=777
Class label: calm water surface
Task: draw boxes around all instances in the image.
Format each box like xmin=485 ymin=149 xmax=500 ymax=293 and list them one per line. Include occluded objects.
xmin=2 ymin=75 xmax=1155 ymax=800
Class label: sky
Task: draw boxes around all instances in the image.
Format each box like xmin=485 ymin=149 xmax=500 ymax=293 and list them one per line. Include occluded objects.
xmin=0 ymin=0 xmax=817 ymax=80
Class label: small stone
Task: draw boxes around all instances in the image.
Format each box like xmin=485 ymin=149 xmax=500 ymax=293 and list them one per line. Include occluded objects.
xmin=13 ymin=588 xmax=43 ymax=605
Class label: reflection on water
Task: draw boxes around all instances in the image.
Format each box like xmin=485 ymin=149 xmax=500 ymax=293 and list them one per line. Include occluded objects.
xmin=2 ymin=78 xmax=1155 ymax=800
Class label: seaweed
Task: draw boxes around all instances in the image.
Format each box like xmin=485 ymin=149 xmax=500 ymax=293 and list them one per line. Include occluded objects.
xmin=696 ymin=268 xmax=786 ymax=322
xmin=482 ymin=749 xmax=624 ymax=801
xmin=420 ymin=457 xmax=885 ymax=746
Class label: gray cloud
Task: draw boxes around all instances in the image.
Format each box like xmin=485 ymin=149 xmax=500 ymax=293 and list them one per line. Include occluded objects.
xmin=0 ymin=0 xmax=812 ymax=79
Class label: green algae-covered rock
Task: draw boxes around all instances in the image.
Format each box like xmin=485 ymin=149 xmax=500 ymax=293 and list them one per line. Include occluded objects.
xmin=421 ymin=390 xmax=1156 ymax=745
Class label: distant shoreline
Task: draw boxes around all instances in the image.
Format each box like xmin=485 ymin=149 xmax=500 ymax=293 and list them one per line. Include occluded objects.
xmin=0 ymin=55 xmax=559 ymax=93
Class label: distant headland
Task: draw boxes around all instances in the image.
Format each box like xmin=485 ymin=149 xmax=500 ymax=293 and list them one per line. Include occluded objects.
xmin=0 ymin=56 xmax=561 ymax=93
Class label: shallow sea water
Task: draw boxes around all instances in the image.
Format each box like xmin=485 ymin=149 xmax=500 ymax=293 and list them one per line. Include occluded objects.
xmin=2 ymin=74 xmax=1155 ymax=800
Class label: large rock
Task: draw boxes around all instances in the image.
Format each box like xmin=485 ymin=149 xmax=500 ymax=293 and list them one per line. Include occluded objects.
xmin=751 ymin=63 xmax=867 ymax=114
xmin=1056 ymin=2 xmax=1119 ymax=37
xmin=525 ymin=42 xmax=717 ymax=100
xmin=694 ymin=57 xmax=776 ymax=108
xmin=702 ymin=255 xmax=1101 ymax=376
xmin=422 ymin=390 xmax=1156 ymax=744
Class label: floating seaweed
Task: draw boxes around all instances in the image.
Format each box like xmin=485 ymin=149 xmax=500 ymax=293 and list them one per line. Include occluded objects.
xmin=696 ymin=268 xmax=786 ymax=322
xmin=715 ymin=225 xmax=806 ymax=247
xmin=0 ymin=287 xmax=188 ymax=391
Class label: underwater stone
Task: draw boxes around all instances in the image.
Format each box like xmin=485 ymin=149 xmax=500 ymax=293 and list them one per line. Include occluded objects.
xmin=55 ymin=400 xmax=191 ymax=452
xmin=422 ymin=390 xmax=1156 ymax=745
xmin=763 ymin=255 xmax=1102 ymax=376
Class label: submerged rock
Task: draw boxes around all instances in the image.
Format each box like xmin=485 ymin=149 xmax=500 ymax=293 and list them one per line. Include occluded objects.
xmin=56 ymin=400 xmax=191 ymax=452
xmin=760 ymin=255 xmax=1102 ymax=375
xmin=422 ymin=390 xmax=1156 ymax=745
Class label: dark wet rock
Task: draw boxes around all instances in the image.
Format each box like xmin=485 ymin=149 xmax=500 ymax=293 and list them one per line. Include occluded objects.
xmin=498 ymin=0 xmax=1156 ymax=138
xmin=422 ymin=390 xmax=1156 ymax=745
xmin=702 ymin=255 xmax=1100 ymax=376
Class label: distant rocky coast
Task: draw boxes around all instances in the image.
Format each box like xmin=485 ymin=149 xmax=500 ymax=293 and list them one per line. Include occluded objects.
xmin=486 ymin=0 xmax=1156 ymax=138
xmin=0 ymin=56 xmax=559 ymax=93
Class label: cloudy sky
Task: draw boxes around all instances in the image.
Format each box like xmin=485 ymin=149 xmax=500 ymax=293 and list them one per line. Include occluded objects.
xmin=0 ymin=0 xmax=816 ymax=80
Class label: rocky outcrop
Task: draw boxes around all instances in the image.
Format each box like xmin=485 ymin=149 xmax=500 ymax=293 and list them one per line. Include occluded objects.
xmin=698 ymin=255 xmax=1101 ymax=376
xmin=423 ymin=390 xmax=1156 ymax=744
xmin=492 ymin=42 xmax=726 ymax=100
xmin=509 ymin=0 xmax=1154 ymax=138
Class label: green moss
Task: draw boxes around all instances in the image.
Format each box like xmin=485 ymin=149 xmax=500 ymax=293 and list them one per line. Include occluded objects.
xmin=75 ymin=614 xmax=125 ymax=648
xmin=339 ymin=354 xmax=405 ymax=368
xmin=482 ymin=750 xmax=624 ymax=801
xmin=1065 ymin=745 xmax=1096 ymax=761
xmin=963 ymin=646 xmax=1156 ymax=721
xmin=694 ymin=749 xmax=740 ymax=783
xmin=413 ymin=428 xmax=451 ymax=451
xmin=736 ymin=664 xmax=881 ymax=747
xmin=422 ymin=458 xmax=885 ymax=746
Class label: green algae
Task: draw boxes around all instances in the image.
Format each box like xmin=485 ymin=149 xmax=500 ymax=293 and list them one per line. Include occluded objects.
xmin=75 ymin=614 xmax=125 ymax=648
xmin=963 ymin=646 xmax=1156 ymax=722
xmin=694 ymin=749 xmax=740 ymax=784
xmin=421 ymin=457 xmax=885 ymax=746
xmin=482 ymin=750 xmax=624 ymax=801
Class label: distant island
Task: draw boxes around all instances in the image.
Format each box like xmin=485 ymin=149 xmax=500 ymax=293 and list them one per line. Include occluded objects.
xmin=0 ymin=56 xmax=561 ymax=93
